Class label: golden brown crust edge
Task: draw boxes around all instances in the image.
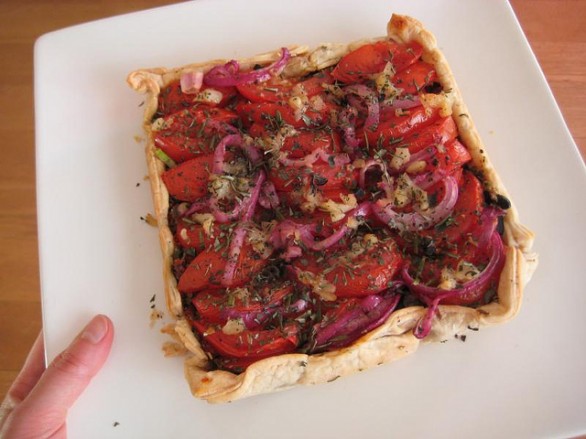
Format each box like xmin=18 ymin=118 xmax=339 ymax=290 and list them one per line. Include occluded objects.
xmin=127 ymin=13 xmax=538 ymax=403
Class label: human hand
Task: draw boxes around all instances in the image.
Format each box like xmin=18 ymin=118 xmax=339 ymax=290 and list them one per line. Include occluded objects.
xmin=0 ymin=315 xmax=114 ymax=438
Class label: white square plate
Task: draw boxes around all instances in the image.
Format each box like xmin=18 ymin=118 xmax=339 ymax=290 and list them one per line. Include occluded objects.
xmin=35 ymin=0 xmax=586 ymax=437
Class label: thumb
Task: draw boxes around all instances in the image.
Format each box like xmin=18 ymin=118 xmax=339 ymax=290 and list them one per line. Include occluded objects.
xmin=8 ymin=315 xmax=114 ymax=437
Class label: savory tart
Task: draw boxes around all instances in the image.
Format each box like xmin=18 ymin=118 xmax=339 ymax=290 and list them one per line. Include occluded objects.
xmin=127 ymin=13 xmax=537 ymax=403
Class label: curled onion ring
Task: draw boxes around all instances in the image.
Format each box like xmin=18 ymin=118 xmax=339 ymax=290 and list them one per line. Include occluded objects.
xmin=313 ymin=287 xmax=402 ymax=351
xmin=372 ymin=175 xmax=459 ymax=232
xmin=403 ymin=232 xmax=505 ymax=339
xmin=220 ymin=171 xmax=266 ymax=286
xmin=204 ymin=48 xmax=291 ymax=87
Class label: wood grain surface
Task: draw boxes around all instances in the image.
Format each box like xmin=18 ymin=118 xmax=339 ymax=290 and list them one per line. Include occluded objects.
xmin=0 ymin=0 xmax=584 ymax=402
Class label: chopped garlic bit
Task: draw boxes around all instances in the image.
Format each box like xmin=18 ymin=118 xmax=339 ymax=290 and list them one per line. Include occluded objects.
xmin=391 ymin=174 xmax=429 ymax=211
xmin=310 ymin=95 xmax=325 ymax=111
xmin=322 ymin=83 xmax=345 ymax=99
xmin=208 ymin=175 xmax=232 ymax=199
xmin=438 ymin=268 xmax=458 ymax=290
xmin=192 ymin=213 xmax=215 ymax=236
xmin=375 ymin=62 xmax=401 ymax=100
xmin=289 ymin=95 xmax=306 ymax=111
xmin=289 ymin=82 xmax=310 ymax=121
xmin=151 ymin=117 xmax=171 ymax=131
xmin=420 ymin=92 xmax=454 ymax=117
xmin=361 ymin=233 xmax=379 ymax=248
xmin=405 ymin=160 xmax=427 ymax=174
xmin=229 ymin=287 xmax=250 ymax=301
xmin=208 ymin=174 xmax=250 ymax=200
xmin=347 ymin=233 xmax=378 ymax=259
xmin=222 ymin=159 xmax=248 ymax=176
xmin=193 ymin=88 xmax=223 ymax=105
xmin=438 ymin=261 xmax=482 ymax=290
xmin=296 ymin=270 xmax=337 ymax=301
xmin=456 ymin=261 xmax=481 ymax=281
xmin=346 ymin=216 xmax=359 ymax=230
xmin=179 ymin=227 xmax=190 ymax=243
xmin=390 ymin=147 xmax=411 ymax=170
xmin=300 ymin=191 xmax=319 ymax=214
xmin=257 ymin=126 xmax=297 ymax=155
xmin=222 ymin=318 xmax=246 ymax=335
xmin=318 ymin=193 xmax=358 ymax=222
xmin=247 ymin=224 xmax=273 ymax=258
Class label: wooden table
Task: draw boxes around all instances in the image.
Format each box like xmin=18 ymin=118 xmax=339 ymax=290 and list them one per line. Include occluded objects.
xmin=1 ymin=0 xmax=585 ymax=401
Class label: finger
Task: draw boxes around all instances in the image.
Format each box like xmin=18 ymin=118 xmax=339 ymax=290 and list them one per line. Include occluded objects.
xmin=6 ymin=331 xmax=47 ymax=403
xmin=15 ymin=315 xmax=114 ymax=423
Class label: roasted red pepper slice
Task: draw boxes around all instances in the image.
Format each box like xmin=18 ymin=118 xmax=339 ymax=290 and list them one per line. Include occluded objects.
xmin=157 ymin=81 xmax=237 ymax=116
xmin=154 ymin=106 xmax=238 ymax=163
xmin=192 ymin=321 xmax=299 ymax=359
xmin=178 ymin=242 xmax=267 ymax=293
xmin=362 ymin=106 xmax=440 ymax=149
xmin=161 ymin=154 xmax=213 ymax=202
xmin=392 ymin=61 xmax=438 ymax=95
xmin=332 ymin=41 xmax=423 ymax=83
xmin=294 ymin=237 xmax=403 ymax=298
xmin=193 ymin=284 xmax=293 ymax=326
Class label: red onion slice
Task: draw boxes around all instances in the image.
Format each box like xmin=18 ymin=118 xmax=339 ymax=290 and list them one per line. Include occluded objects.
xmin=221 ymin=296 xmax=308 ymax=330
xmin=281 ymin=245 xmax=302 ymax=261
xmin=359 ymin=160 xmax=385 ymax=189
xmin=349 ymin=201 xmax=373 ymax=220
xmin=269 ymin=218 xmax=348 ymax=255
xmin=412 ymin=294 xmax=446 ymax=339
xmin=180 ymin=71 xmax=204 ymax=94
xmin=338 ymin=107 xmax=360 ymax=149
xmin=313 ymin=289 xmax=402 ymax=351
xmin=209 ymin=170 xmax=265 ymax=223
xmin=210 ymin=133 xmax=264 ymax=222
xmin=241 ymin=171 xmax=266 ymax=221
xmin=278 ymin=148 xmax=322 ymax=167
xmin=206 ymin=118 xmax=239 ymax=134
xmin=213 ymin=134 xmax=243 ymax=174
xmin=221 ymin=225 xmax=249 ymax=287
xmin=259 ymin=180 xmax=280 ymax=209
xmin=314 ymin=295 xmax=383 ymax=348
xmin=204 ymin=48 xmax=290 ymax=87
xmin=213 ymin=133 xmax=262 ymax=174
xmin=209 ymin=197 xmax=244 ymax=223
xmin=218 ymin=171 xmax=268 ymax=284
xmin=300 ymin=224 xmax=348 ymax=251
xmin=473 ymin=207 xmax=501 ymax=249
xmin=373 ymin=175 xmax=458 ymax=232
xmin=269 ymin=203 xmax=372 ymax=260
xmin=384 ymin=96 xmax=421 ymax=110
xmin=403 ymin=232 xmax=505 ymax=339
xmin=220 ymin=225 xmax=246 ymax=287
xmin=359 ymin=288 xmax=403 ymax=335
xmin=241 ymin=143 xmax=262 ymax=167
xmin=181 ymin=200 xmax=209 ymax=217
xmin=317 ymin=150 xmax=351 ymax=167
xmin=343 ymin=84 xmax=380 ymax=129
xmin=278 ymin=148 xmax=350 ymax=168
xmin=327 ymin=293 xmax=402 ymax=350
xmin=412 ymin=169 xmax=448 ymax=190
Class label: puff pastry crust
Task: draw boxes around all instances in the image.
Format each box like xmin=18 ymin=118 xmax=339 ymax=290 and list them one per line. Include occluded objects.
xmin=128 ymin=13 xmax=537 ymax=403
